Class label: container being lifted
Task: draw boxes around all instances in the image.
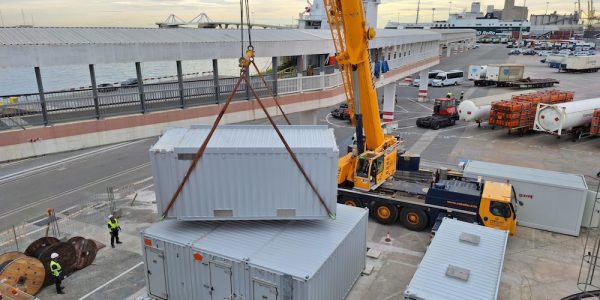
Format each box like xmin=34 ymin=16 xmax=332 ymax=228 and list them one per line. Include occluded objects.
xmin=404 ymin=218 xmax=508 ymax=300
xmin=141 ymin=204 xmax=368 ymax=300
xmin=558 ymin=55 xmax=600 ymax=72
xmin=533 ymin=98 xmax=600 ymax=140
xmin=150 ymin=125 xmax=339 ymax=220
xmin=462 ymin=160 xmax=588 ymax=236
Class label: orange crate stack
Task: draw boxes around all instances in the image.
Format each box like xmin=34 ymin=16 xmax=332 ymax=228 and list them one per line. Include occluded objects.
xmin=489 ymin=100 xmax=533 ymax=128
xmin=492 ymin=90 xmax=575 ymax=130
xmin=592 ymin=109 xmax=600 ymax=135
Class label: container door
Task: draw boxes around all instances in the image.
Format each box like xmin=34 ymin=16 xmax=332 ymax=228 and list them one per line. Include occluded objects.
xmin=209 ymin=262 xmax=232 ymax=300
xmin=145 ymin=247 xmax=167 ymax=299
xmin=253 ymin=281 xmax=278 ymax=300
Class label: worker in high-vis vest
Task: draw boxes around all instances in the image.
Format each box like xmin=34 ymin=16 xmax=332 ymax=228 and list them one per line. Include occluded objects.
xmin=107 ymin=214 xmax=122 ymax=248
xmin=50 ymin=252 xmax=65 ymax=294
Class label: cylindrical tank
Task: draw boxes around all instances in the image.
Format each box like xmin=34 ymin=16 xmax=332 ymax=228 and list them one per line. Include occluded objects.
xmin=534 ymin=98 xmax=600 ymax=134
xmin=458 ymin=91 xmax=543 ymax=122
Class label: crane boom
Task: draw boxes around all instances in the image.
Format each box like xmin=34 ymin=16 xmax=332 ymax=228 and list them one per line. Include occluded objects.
xmin=324 ymin=0 xmax=399 ymax=191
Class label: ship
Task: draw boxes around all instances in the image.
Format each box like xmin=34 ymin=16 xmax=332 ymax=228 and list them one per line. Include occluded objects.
xmin=385 ymin=2 xmax=530 ymax=36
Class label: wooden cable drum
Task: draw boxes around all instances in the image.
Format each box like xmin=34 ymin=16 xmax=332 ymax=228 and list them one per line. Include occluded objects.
xmin=0 ymin=256 xmax=45 ymax=295
xmin=67 ymin=237 xmax=97 ymax=270
xmin=24 ymin=237 xmax=59 ymax=257
xmin=36 ymin=242 xmax=77 ymax=286
xmin=0 ymin=252 xmax=26 ymax=266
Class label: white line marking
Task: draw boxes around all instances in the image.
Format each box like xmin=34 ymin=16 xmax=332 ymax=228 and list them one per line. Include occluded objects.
xmin=325 ymin=113 xmax=352 ymax=128
xmin=0 ymin=163 xmax=150 ymax=219
xmin=78 ymin=261 xmax=144 ymax=300
xmin=406 ymin=98 xmax=433 ymax=111
xmin=395 ymin=104 xmax=409 ymax=113
xmin=0 ymin=139 xmax=147 ymax=184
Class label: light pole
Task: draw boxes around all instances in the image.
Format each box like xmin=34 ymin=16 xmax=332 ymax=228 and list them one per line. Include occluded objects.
xmin=543 ymin=1 xmax=549 ymax=37
xmin=449 ymin=1 xmax=452 ymax=16
xmin=432 ymin=8 xmax=436 ymax=22
xmin=416 ymin=0 xmax=421 ymax=24
xmin=518 ymin=0 xmax=527 ymax=46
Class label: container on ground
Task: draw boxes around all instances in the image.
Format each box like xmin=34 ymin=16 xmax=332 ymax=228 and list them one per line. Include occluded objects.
xmin=140 ymin=204 xmax=368 ymax=300
xmin=404 ymin=218 xmax=508 ymax=300
xmin=150 ymin=125 xmax=339 ymax=220
xmin=487 ymin=64 xmax=524 ymax=82
xmin=559 ymin=55 xmax=600 ymax=72
xmin=462 ymin=160 xmax=588 ymax=236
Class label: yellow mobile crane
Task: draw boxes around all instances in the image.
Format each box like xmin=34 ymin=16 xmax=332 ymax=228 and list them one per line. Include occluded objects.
xmin=325 ymin=0 xmax=399 ymax=191
xmin=324 ymin=0 xmax=517 ymax=235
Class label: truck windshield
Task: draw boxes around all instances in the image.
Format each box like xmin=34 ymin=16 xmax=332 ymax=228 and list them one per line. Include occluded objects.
xmin=489 ymin=201 xmax=512 ymax=218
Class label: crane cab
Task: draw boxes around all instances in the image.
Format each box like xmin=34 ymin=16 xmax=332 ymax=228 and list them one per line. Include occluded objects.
xmin=352 ymin=143 xmax=398 ymax=191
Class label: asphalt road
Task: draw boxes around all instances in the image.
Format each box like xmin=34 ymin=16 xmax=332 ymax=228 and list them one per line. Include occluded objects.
xmin=1 ymin=43 xmax=599 ymax=229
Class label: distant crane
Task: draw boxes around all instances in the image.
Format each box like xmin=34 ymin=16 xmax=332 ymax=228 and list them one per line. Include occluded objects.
xmin=580 ymin=0 xmax=600 ymax=37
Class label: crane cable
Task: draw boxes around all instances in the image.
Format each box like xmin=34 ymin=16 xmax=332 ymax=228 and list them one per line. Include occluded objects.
xmin=160 ymin=0 xmax=334 ymax=219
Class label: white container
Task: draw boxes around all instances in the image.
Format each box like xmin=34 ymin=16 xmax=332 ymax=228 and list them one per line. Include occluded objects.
xmin=141 ymin=204 xmax=368 ymax=300
xmin=533 ymin=98 xmax=600 ymax=135
xmin=463 ymin=160 xmax=588 ymax=236
xmin=458 ymin=90 xmax=546 ymax=122
xmin=468 ymin=65 xmax=487 ymax=81
xmin=485 ymin=64 xmax=524 ymax=82
xmin=150 ymin=125 xmax=339 ymax=220
xmin=405 ymin=218 xmax=508 ymax=300
xmin=563 ymin=55 xmax=600 ymax=70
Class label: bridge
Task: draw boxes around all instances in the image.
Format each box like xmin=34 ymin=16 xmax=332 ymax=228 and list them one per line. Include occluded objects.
xmin=0 ymin=27 xmax=475 ymax=162
xmin=155 ymin=13 xmax=287 ymax=29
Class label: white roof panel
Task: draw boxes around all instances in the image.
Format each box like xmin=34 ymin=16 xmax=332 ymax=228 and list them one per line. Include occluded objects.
xmin=142 ymin=204 xmax=368 ymax=279
xmin=0 ymin=27 xmax=446 ymax=68
xmin=464 ymin=160 xmax=587 ymax=190
xmin=150 ymin=125 xmax=338 ymax=154
xmin=405 ymin=218 xmax=508 ymax=300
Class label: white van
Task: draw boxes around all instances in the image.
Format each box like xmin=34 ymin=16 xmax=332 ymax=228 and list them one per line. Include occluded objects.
xmin=412 ymin=70 xmax=444 ymax=86
xmin=432 ymin=70 xmax=465 ymax=87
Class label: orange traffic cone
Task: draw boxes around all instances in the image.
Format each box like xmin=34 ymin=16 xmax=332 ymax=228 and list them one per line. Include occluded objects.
xmin=385 ymin=232 xmax=391 ymax=243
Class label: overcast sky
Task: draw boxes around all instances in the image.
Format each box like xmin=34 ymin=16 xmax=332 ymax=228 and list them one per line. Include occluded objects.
xmin=0 ymin=0 xmax=577 ymax=28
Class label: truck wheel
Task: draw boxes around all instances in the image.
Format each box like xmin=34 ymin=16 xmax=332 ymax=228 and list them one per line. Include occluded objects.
xmin=431 ymin=122 xmax=440 ymax=130
xmin=372 ymin=203 xmax=398 ymax=225
xmin=342 ymin=198 xmax=362 ymax=207
xmin=400 ymin=208 xmax=428 ymax=231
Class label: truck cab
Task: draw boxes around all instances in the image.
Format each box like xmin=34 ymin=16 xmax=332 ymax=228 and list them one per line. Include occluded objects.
xmin=425 ymin=179 xmax=517 ymax=236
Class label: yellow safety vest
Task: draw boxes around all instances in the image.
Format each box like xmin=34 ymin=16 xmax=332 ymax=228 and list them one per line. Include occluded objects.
xmin=108 ymin=218 xmax=120 ymax=231
xmin=50 ymin=260 xmax=62 ymax=277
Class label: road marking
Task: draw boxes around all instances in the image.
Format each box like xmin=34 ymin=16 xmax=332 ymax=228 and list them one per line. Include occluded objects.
xmin=406 ymin=98 xmax=433 ymax=111
xmin=325 ymin=113 xmax=352 ymax=128
xmin=78 ymin=261 xmax=144 ymax=300
xmin=0 ymin=139 xmax=148 ymax=185
xmin=0 ymin=163 xmax=150 ymax=219
xmin=395 ymin=104 xmax=409 ymax=113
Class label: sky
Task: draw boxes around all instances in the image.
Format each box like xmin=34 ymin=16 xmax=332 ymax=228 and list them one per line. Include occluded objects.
xmin=0 ymin=0 xmax=578 ymax=28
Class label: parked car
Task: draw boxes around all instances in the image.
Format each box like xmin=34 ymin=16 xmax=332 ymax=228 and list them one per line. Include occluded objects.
xmin=506 ymin=44 xmax=514 ymax=48
xmin=471 ymin=44 xmax=480 ymax=49
xmin=522 ymin=49 xmax=536 ymax=56
xmin=97 ymin=83 xmax=117 ymax=92
xmin=121 ymin=78 xmax=139 ymax=87
xmin=331 ymin=103 xmax=350 ymax=120
xmin=508 ymin=49 xmax=521 ymax=55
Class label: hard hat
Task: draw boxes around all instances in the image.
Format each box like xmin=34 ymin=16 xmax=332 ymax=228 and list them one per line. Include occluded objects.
xmin=51 ymin=253 xmax=59 ymax=259
xmin=108 ymin=214 xmax=113 ymax=219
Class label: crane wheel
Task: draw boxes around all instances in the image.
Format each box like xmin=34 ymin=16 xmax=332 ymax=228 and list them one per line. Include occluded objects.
xmin=372 ymin=203 xmax=398 ymax=224
xmin=400 ymin=208 xmax=428 ymax=231
xmin=342 ymin=198 xmax=361 ymax=207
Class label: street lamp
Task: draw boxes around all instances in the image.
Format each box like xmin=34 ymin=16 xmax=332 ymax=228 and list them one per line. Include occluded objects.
xmin=449 ymin=1 xmax=452 ymax=15
xmin=542 ymin=1 xmax=549 ymax=37
xmin=432 ymin=8 xmax=436 ymax=22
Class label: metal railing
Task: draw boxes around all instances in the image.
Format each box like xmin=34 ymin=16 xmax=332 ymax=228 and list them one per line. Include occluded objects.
xmin=0 ymin=54 xmax=436 ymax=131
